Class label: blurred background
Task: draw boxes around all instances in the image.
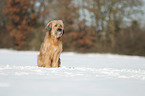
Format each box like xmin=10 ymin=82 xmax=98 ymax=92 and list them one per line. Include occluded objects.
xmin=0 ymin=0 xmax=145 ymax=56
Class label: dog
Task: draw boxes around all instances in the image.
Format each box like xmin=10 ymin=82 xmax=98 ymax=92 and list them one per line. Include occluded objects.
xmin=37 ymin=20 xmax=64 ymax=68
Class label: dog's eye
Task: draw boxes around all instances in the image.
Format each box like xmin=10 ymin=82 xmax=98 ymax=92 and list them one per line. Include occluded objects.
xmin=55 ymin=24 xmax=57 ymax=27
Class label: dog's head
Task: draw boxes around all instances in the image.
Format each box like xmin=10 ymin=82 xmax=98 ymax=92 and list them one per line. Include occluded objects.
xmin=45 ymin=20 xmax=64 ymax=38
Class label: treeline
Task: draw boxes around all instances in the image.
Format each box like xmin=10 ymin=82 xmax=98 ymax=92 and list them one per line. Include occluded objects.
xmin=0 ymin=0 xmax=145 ymax=56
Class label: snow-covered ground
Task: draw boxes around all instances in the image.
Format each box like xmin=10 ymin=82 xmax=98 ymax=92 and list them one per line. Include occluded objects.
xmin=0 ymin=49 xmax=145 ymax=96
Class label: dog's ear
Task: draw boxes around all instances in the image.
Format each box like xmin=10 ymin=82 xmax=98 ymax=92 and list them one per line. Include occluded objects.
xmin=63 ymin=30 xmax=64 ymax=35
xmin=45 ymin=23 xmax=52 ymax=35
xmin=48 ymin=23 xmax=52 ymax=35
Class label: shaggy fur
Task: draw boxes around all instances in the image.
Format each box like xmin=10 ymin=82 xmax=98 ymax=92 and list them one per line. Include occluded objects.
xmin=37 ymin=20 xmax=64 ymax=68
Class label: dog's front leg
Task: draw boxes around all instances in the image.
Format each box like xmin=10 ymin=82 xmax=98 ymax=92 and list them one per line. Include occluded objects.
xmin=44 ymin=54 xmax=51 ymax=68
xmin=52 ymin=53 xmax=60 ymax=68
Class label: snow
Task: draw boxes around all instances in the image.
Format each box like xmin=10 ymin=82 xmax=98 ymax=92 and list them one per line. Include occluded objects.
xmin=0 ymin=49 xmax=145 ymax=96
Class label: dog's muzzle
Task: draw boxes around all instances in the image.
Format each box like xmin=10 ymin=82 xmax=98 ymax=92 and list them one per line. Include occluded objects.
xmin=56 ymin=28 xmax=63 ymax=35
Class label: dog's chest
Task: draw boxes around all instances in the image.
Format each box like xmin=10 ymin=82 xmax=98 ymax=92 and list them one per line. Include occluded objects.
xmin=43 ymin=40 xmax=62 ymax=54
xmin=50 ymin=44 xmax=61 ymax=53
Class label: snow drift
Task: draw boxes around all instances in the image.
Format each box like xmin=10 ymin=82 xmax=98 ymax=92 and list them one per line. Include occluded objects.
xmin=0 ymin=49 xmax=145 ymax=96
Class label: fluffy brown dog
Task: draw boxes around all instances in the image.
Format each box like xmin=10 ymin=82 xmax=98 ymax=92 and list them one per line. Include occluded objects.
xmin=37 ymin=20 xmax=64 ymax=68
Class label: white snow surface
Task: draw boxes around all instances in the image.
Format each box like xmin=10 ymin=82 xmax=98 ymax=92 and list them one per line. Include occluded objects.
xmin=0 ymin=49 xmax=145 ymax=96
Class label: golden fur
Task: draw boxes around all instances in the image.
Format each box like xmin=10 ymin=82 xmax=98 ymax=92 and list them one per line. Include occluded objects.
xmin=37 ymin=20 xmax=64 ymax=68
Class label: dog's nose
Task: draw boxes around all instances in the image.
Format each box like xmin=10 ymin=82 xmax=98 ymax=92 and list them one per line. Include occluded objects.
xmin=57 ymin=28 xmax=62 ymax=31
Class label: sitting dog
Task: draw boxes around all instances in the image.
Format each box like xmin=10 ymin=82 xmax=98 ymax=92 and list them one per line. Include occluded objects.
xmin=37 ymin=20 xmax=64 ymax=68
